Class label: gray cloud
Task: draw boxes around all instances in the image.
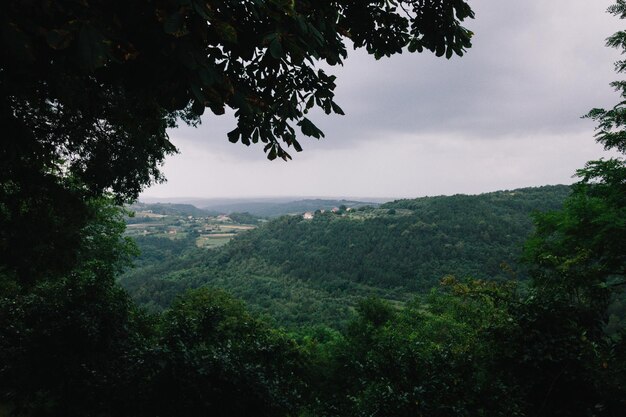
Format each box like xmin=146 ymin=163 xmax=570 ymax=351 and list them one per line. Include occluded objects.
xmin=145 ymin=0 xmax=623 ymax=199
xmin=318 ymin=0 xmax=622 ymax=142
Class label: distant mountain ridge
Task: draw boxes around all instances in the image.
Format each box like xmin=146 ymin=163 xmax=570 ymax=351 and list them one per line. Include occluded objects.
xmin=222 ymin=185 xmax=572 ymax=290
xmin=132 ymin=198 xmax=379 ymax=218
xmin=201 ymin=198 xmax=378 ymax=217
xmin=129 ymin=202 xmax=218 ymax=217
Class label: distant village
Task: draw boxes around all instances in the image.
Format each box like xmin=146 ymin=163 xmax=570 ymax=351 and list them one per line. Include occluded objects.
xmin=302 ymin=206 xmax=353 ymax=220
xmin=125 ymin=201 xmax=376 ymax=248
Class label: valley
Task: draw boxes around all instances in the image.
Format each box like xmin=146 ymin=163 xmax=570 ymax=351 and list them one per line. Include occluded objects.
xmin=120 ymin=185 xmax=572 ymax=328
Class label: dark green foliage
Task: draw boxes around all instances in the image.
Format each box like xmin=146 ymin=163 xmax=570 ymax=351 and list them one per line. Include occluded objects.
xmin=496 ymin=294 xmax=626 ymax=417
xmin=120 ymin=253 xmax=363 ymax=328
xmin=0 ymin=177 xmax=90 ymax=285
xmin=586 ymin=0 xmax=626 ymax=154
xmin=227 ymin=212 xmax=262 ymax=225
xmin=309 ymin=277 xmax=626 ymax=417
xmin=0 ymin=195 xmax=136 ymax=286
xmin=525 ymin=161 xmax=626 ymax=316
xmin=0 ymin=273 xmax=150 ymax=417
xmin=0 ymin=203 xmax=309 ymax=417
xmin=4 ymin=2 xmax=626 ymax=416
xmin=0 ymin=277 xmax=310 ymax=417
xmin=128 ymin=235 xmax=198 ymax=268
xmin=525 ymin=0 xmax=626 ymax=348
xmin=141 ymin=288 xmax=307 ymax=417
xmin=310 ymin=280 xmax=522 ymax=417
xmin=230 ymin=186 xmax=569 ymax=291
xmin=0 ymin=200 xmax=149 ymax=416
xmin=512 ymin=3 xmax=626 ymax=411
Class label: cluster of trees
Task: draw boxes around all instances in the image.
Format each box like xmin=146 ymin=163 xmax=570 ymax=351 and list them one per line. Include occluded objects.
xmin=1 ymin=272 xmax=306 ymax=416
xmin=130 ymin=203 xmax=217 ymax=218
xmin=2 ymin=0 xmax=626 ymax=416
xmin=306 ymin=275 xmax=626 ymax=417
xmin=227 ymin=185 xmax=570 ymax=290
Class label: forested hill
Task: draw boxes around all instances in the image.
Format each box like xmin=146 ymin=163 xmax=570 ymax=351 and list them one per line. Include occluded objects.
xmin=121 ymin=185 xmax=571 ymax=327
xmin=129 ymin=202 xmax=218 ymax=217
xmin=223 ymin=185 xmax=571 ymax=288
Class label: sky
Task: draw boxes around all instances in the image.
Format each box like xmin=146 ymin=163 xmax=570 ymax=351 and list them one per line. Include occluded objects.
xmin=141 ymin=0 xmax=624 ymax=201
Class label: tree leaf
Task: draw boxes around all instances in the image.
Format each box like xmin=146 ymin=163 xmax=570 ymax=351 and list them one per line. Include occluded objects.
xmin=214 ymin=22 xmax=237 ymax=43
xmin=269 ymin=38 xmax=283 ymax=59
xmin=227 ymin=128 xmax=240 ymax=143
xmin=164 ymin=12 xmax=186 ymax=36
xmin=331 ymin=102 xmax=345 ymax=115
xmin=79 ymin=24 xmax=107 ymax=69
xmin=268 ymin=146 xmax=277 ymax=160
xmin=298 ymin=117 xmax=324 ymax=139
xmin=45 ymin=29 xmax=73 ymax=50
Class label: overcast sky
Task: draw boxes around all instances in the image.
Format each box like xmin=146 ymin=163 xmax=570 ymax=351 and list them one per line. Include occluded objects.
xmin=141 ymin=0 xmax=624 ymax=200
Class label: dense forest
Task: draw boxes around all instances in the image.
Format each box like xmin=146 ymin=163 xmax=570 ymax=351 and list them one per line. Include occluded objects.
xmin=120 ymin=185 xmax=572 ymax=327
xmin=2 ymin=1 xmax=626 ymax=416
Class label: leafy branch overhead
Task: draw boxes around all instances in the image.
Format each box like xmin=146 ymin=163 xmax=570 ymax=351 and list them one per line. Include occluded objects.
xmin=586 ymin=0 xmax=626 ymax=154
xmin=525 ymin=1 xmax=626 ymax=322
xmin=2 ymin=0 xmax=474 ymax=193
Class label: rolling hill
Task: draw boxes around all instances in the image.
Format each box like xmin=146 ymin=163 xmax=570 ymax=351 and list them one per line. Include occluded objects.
xmin=120 ymin=185 xmax=571 ymax=328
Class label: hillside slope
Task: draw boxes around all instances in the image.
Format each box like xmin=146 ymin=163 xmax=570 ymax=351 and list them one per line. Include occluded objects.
xmin=120 ymin=185 xmax=571 ymax=327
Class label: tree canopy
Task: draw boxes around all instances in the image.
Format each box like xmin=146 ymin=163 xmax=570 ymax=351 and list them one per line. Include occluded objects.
xmin=524 ymin=0 xmax=626 ymax=316
xmin=2 ymin=0 xmax=474 ymax=195
xmin=2 ymin=1 xmax=626 ymax=416
xmin=1 ymin=0 xmax=474 ymax=285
